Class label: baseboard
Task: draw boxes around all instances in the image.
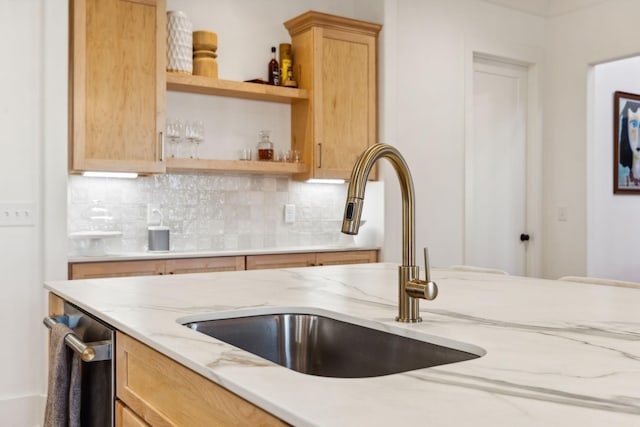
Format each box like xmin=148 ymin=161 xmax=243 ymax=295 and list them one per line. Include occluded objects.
xmin=0 ymin=394 xmax=46 ymax=427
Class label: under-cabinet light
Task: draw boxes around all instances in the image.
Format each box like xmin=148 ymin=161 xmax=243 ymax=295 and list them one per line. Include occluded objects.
xmin=306 ymin=179 xmax=346 ymax=184
xmin=82 ymin=171 xmax=138 ymax=179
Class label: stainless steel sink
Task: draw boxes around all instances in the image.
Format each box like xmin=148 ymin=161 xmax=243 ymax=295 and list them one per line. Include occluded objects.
xmin=184 ymin=313 xmax=482 ymax=378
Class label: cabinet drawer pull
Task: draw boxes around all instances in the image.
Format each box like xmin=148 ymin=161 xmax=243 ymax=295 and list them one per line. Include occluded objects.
xmin=159 ymin=131 xmax=165 ymax=161
xmin=317 ymin=143 xmax=322 ymax=168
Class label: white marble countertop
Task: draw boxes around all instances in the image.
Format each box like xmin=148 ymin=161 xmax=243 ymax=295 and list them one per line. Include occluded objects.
xmin=44 ymin=263 xmax=640 ymax=426
xmin=67 ymin=244 xmax=380 ymax=263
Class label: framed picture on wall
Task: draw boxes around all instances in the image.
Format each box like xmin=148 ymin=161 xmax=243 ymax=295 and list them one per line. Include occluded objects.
xmin=614 ymin=91 xmax=640 ymax=194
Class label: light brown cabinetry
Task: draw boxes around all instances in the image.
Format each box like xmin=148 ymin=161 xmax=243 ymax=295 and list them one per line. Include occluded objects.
xmin=315 ymin=250 xmax=378 ymax=266
xmin=115 ymin=401 xmax=149 ymax=427
xmin=69 ymin=250 xmax=377 ymax=279
xmin=163 ymin=257 xmax=245 ymax=274
xmin=285 ymin=11 xmax=382 ymax=181
xmin=116 ymin=331 xmax=288 ymax=426
xmin=69 ymin=0 xmax=166 ymax=174
xmin=246 ymin=250 xmax=378 ymax=270
xmin=246 ymin=252 xmax=317 ymax=270
xmin=68 ymin=256 xmax=245 ymax=279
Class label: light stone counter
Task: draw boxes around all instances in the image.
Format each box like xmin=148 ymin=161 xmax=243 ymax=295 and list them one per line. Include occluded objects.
xmin=44 ymin=263 xmax=640 ymax=426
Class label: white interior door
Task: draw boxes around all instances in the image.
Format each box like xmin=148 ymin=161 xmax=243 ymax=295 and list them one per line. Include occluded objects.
xmin=465 ymin=56 xmax=529 ymax=275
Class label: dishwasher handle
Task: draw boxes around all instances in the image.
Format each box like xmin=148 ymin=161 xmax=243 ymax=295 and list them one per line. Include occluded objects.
xmin=43 ymin=316 xmax=112 ymax=362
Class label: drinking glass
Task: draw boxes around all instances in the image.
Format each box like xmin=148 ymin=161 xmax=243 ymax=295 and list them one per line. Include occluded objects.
xmin=239 ymin=148 xmax=252 ymax=160
xmin=166 ymin=118 xmax=184 ymax=158
xmin=184 ymin=121 xmax=197 ymax=158
xmin=280 ymin=149 xmax=291 ymax=162
xmin=292 ymin=150 xmax=301 ymax=163
xmin=193 ymin=120 xmax=205 ymax=159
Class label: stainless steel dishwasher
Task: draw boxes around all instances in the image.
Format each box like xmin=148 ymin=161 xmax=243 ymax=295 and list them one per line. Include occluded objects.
xmin=44 ymin=301 xmax=114 ymax=427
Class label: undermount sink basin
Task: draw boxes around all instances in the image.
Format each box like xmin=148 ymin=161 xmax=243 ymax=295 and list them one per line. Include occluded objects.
xmin=184 ymin=311 xmax=482 ymax=378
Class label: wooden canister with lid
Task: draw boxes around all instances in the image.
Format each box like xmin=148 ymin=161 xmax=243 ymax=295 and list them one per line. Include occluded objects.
xmin=192 ymin=31 xmax=218 ymax=78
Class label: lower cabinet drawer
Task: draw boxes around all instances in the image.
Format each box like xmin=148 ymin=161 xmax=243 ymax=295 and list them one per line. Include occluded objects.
xmin=115 ymin=332 xmax=289 ymax=426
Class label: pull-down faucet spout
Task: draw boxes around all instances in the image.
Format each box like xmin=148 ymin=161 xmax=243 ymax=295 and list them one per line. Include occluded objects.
xmin=342 ymin=143 xmax=437 ymax=322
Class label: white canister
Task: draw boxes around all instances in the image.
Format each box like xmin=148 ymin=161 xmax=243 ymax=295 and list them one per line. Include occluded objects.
xmin=167 ymin=11 xmax=193 ymax=73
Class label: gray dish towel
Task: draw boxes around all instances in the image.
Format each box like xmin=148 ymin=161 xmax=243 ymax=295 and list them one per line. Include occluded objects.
xmin=44 ymin=323 xmax=81 ymax=427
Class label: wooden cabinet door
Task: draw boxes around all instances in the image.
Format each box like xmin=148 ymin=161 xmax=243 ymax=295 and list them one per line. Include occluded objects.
xmin=69 ymin=260 xmax=165 ymax=279
xmin=315 ymin=250 xmax=378 ymax=266
xmin=116 ymin=332 xmax=287 ymax=426
xmin=314 ymin=28 xmax=377 ymax=179
xmin=69 ymin=257 xmax=246 ymax=279
xmin=70 ymin=0 xmax=166 ymax=174
xmin=165 ymin=256 xmax=245 ymax=274
xmin=246 ymin=250 xmax=378 ymax=270
xmin=246 ymin=253 xmax=316 ymax=270
xmin=286 ymin=12 xmax=381 ymax=181
xmin=115 ymin=400 xmax=149 ymax=427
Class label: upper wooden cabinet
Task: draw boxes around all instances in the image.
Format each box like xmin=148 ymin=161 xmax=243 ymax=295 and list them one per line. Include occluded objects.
xmin=69 ymin=0 xmax=166 ymax=174
xmin=285 ymin=11 xmax=381 ymax=181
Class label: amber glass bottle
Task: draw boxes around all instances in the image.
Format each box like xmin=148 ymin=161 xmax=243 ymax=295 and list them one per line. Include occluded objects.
xmin=257 ymin=130 xmax=274 ymax=161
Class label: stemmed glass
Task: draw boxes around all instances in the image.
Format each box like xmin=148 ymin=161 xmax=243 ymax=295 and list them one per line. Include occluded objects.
xmin=193 ymin=121 xmax=205 ymax=159
xmin=185 ymin=120 xmax=205 ymax=158
xmin=165 ymin=118 xmax=184 ymax=158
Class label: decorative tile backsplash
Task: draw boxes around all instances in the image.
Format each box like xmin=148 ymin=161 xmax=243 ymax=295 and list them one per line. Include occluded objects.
xmin=68 ymin=174 xmax=381 ymax=255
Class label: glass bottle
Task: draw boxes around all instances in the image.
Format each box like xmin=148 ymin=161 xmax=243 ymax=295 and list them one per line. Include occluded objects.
xmin=279 ymin=43 xmax=292 ymax=87
xmin=257 ymin=130 xmax=274 ymax=161
xmin=268 ymin=46 xmax=280 ymax=86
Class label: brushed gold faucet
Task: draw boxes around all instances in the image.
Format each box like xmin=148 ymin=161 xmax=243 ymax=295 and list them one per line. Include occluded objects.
xmin=342 ymin=143 xmax=438 ymax=322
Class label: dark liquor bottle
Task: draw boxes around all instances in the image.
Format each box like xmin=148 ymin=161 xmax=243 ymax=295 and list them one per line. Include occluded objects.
xmin=268 ymin=46 xmax=280 ymax=85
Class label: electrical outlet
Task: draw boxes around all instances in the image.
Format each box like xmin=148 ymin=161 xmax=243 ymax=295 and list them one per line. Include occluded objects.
xmin=284 ymin=204 xmax=296 ymax=224
xmin=0 ymin=202 xmax=36 ymax=227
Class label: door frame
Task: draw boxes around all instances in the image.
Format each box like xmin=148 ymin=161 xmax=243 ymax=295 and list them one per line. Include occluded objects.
xmin=464 ymin=47 xmax=543 ymax=277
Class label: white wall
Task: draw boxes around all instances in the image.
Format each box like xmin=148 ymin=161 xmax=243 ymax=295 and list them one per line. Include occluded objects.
xmin=0 ymin=0 xmax=48 ymax=423
xmin=381 ymin=0 xmax=545 ymax=268
xmin=589 ymin=57 xmax=640 ymax=282
xmin=544 ymin=0 xmax=640 ymax=279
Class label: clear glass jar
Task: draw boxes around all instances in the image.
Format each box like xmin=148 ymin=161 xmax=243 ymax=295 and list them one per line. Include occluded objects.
xmin=256 ymin=130 xmax=274 ymax=161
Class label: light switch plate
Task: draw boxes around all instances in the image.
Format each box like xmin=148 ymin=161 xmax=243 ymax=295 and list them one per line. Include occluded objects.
xmin=284 ymin=204 xmax=295 ymax=224
xmin=558 ymin=206 xmax=568 ymax=222
xmin=0 ymin=202 xmax=36 ymax=227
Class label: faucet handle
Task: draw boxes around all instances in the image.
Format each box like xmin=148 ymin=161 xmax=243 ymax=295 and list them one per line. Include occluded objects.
xmin=423 ymin=247 xmax=431 ymax=282
xmin=406 ymin=247 xmax=438 ymax=300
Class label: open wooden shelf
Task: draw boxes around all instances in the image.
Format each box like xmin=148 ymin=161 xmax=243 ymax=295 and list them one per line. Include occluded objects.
xmin=165 ymin=158 xmax=309 ymax=175
xmin=166 ymin=73 xmax=309 ymax=103
xmin=165 ymin=73 xmax=310 ymax=175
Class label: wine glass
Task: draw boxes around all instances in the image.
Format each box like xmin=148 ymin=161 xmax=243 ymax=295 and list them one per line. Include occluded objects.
xmin=165 ymin=118 xmax=184 ymax=158
xmin=185 ymin=121 xmax=202 ymax=158
xmin=192 ymin=120 xmax=205 ymax=159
